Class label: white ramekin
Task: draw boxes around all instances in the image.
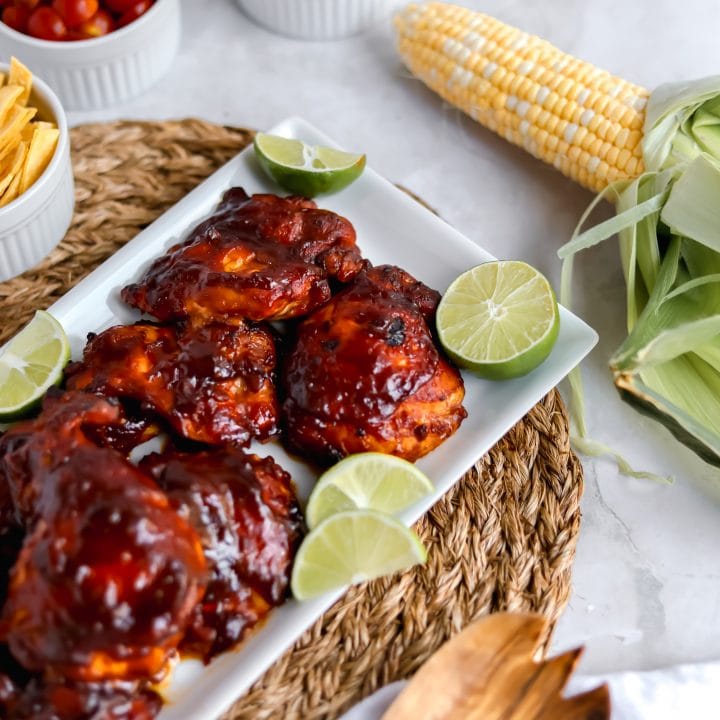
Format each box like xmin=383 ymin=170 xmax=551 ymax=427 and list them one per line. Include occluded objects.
xmin=0 ymin=63 xmax=74 ymax=282
xmin=237 ymin=0 xmax=400 ymax=40
xmin=0 ymin=0 xmax=181 ymax=111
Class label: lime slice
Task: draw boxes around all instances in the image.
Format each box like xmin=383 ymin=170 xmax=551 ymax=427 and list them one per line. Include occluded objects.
xmin=437 ymin=260 xmax=560 ymax=380
xmin=291 ymin=509 xmax=427 ymax=601
xmin=0 ymin=310 xmax=70 ymax=421
xmin=254 ymin=132 xmax=366 ymax=197
xmin=305 ymin=452 xmax=434 ymax=529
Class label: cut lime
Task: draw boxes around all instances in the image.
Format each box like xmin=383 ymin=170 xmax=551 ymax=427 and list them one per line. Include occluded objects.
xmin=0 ymin=310 xmax=70 ymax=421
xmin=291 ymin=509 xmax=427 ymax=601
xmin=437 ymin=260 xmax=560 ymax=380
xmin=306 ymin=452 xmax=434 ymax=529
xmin=254 ymin=132 xmax=366 ymax=197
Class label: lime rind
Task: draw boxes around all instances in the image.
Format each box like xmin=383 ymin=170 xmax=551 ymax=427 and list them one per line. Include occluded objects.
xmin=291 ymin=509 xmax=427 ymax=601
xmin=437 ymin=261 xmax=560 ymax=380
xmin=0 ymin=310 xmax=70 ymax=421
xmin=305 ymin=452 xmax=434 ymax=529
xmin=254 ymin=133 xmax=366 ymax=198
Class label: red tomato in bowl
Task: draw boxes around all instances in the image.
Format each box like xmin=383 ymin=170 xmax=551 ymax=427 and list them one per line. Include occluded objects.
xmin=27 ymin=6 xmax=67 ymax=39
xmin=2 ymin=5 xmax=30 ymax=32
xmin=70 ymin=6 xmax=112 ymax=37
xmin=103 ymin=0 xmax=136 ymax=11
xmin=52 ymin=0 xmax=98 ymax=28
xmin=1 ymin=0 xmax=154 ymax=39
xmin=118 ymin=0 xmax=151 ymax=27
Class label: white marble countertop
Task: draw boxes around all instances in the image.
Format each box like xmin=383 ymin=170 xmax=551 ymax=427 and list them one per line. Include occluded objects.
xmin=67 ymin=0 xmax=720 ymax=679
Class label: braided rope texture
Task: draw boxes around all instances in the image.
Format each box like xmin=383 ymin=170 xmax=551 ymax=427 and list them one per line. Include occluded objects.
xmin=0 ymin=120 xmax=583 ymax=719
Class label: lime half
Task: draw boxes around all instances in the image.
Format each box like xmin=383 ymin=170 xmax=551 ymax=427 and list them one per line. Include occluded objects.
xmin=254 ymin=133 xmax=366 ymax=197
xmin=437 ymin=260 xmax=560 ymax=380
xmin=306 ymin=452 xmax=434 ymax=529
xmin=0 ymin=310 xmax=70 ymax=421
xmin=291 ymin=509 xmax=427 ymax=601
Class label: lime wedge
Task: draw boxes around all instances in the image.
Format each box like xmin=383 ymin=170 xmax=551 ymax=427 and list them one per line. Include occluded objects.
xmin=306 ymin=452 xmax=434 ymax=529
xmin=291 ymin=509 xmax=427 ymax=601
xmin=0 ymin=310 xmax=70 ymax=421
xmin=254 ymin=132 xmax=366 ymax=197
xmin=437 ymin=261 xmax=560 ymax=380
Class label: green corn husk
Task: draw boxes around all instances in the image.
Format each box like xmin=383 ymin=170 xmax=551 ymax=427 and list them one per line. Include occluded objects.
xmin=561 ymin=77 xmax=720 ymax=472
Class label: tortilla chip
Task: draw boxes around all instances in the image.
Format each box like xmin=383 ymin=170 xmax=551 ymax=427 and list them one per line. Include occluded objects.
xmin=0 ymin=72 xmax=6 ymax=89
xmin=20 ymin=126 xmax=58 ymax=193
xmin=0 ymin=85 xmax=24 ymax=127
xmin=8 ymin=58 xmax=33 ymax=106
xmin=0 ymin=137 xmax=17 ymax=167
xmin=0 ymin=105 xmax=36 ymax=155
xmin=0 ymin=160 xmax=24 ymax=207
xmin=0 ymin=142 xmax=27 ymax=197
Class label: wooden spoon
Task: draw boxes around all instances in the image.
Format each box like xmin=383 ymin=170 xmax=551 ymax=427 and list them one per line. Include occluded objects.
xmin=382 ymin=613 xmax=609 ymax=720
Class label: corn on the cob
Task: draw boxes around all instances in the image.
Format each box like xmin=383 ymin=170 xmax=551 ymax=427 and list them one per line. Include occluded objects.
xmin=394 ymin=2 xmax=649 ymax=193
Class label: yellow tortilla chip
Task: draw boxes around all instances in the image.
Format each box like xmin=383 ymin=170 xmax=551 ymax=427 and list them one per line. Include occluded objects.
xmin=8 ymin=58 xmax=33 ymax=106
xmin=0 ymin=142 xmax=27 ymax=197
xmin=0 ymin=160 xmax=25 ymax=208
xmin=21 ymin=121 xmax=55 ymax=142
xmin=0 ymin=85 xmax=24 ymax=128
xmin=20 ymin=126 xmax=58 ymax=194
xmin=0 ymin=138 xmax=17 ymax=167
xmin=0 ymin=72 xmax=6 ymax=89
xmin=0 ymin=105 xmax=35 ymax=155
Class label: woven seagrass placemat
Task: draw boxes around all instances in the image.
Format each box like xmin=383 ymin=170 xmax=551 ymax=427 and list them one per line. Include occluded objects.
xmin=0 ymin=120 xmax=584 ymax=720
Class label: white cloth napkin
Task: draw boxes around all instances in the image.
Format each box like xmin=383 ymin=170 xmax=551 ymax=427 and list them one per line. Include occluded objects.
xmin=339 ymin=661 xmax=720 ymax=719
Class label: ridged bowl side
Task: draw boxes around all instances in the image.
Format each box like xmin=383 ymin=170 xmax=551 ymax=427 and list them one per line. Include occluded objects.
xmin=0 ymin=146 xmax=74 ymax=283
xmin=237 ymin=0 xmax=396 ymax=40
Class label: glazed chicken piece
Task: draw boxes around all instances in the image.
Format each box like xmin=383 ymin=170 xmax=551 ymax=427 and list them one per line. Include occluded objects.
xmin=0 ymin=473 xmax=23 ymax=609
xmin=8 ymin=679 xmax=162 ymax=720
xmin=65 ymin=321 xmax=279 ymax=447
xmin=283 ymin=264 xmax=467 ymax=464
xmin=141 ymin=446 xmax=303 ymax=661
xmin=0 ymin=644 xmax=30 ymax=718
xmin=0 ymin=390 xmax=130 ymax=526
xmin=0 ymin=391 xmax=208 ymax=683
xmin=121 ymin=188 xmax=364 ymax=324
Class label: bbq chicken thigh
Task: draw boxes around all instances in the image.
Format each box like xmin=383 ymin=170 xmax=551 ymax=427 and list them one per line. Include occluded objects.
xmin=0 ymin=392 xmax=208 ymax=683
xmin=121 ymin=188 xmax=364 ymax=324
xmin=282 ymin=264 xmax=467 ymax=464
xmin=141 ymin=447 xmax=303 ymax=661
xmin=8 ymin=679 xmax=162 ymax=720
xmin=65 ymin=320 xmax=279 ymax=447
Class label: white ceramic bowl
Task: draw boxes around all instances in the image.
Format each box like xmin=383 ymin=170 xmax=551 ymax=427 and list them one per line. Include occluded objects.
xmin=0 ymin=0 xmax=181 ymax=110
xmin=0 ymin=63 xmax=74 ymax=282
xmin=237 ymin=0 xmax=399 ymax=40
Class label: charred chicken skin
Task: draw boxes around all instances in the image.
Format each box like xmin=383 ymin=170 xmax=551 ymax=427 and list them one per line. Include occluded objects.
xmin=65 ymin=321 xmax=279 ymax=447
xmin=140 ymin=447 xmax=303 ymax=661
xmin=121 ymin=188 xmax=364 ymax=324
xmin=7 ymin=679 xmax=162 ymax=720
xmin=282 ymin=264 xmax=467 ymax=464
xmin=0 ymin=391 xmax=208 ymax=683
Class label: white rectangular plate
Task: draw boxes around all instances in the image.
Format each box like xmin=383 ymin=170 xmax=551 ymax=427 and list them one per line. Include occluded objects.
xmin=47 ymin=117 xmax=597 ymax=719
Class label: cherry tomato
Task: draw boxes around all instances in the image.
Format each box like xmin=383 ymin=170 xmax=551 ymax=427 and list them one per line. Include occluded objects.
xmin=104 ymin=0 xmax=137 ymax=12
xmin=2 ymin=5 xmax=30 ymax=32
xmin=118 ymin=0 xmax=152 ymax=28
xmin=52 ymin=0 xmax=98 ymax=28
xmin=27 ymin=6 xmax=67 ymax=40
xmin=16 ymin=0 xmax=43 ymax=9
xmin=70 ymin=6 xmax=112 ymax=37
